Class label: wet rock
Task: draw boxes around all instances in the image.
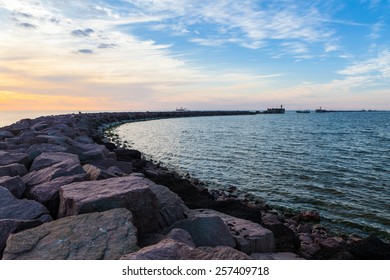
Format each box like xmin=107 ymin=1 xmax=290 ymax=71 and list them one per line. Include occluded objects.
xmin=0 ymin=186 xmax=52 ymax=223
xmin=114 ymin=148 xmax=141 ymax=161
xmin=191 ymin=209 xmax=274 ymax=254
xmin=58 ymin=176 xmax=159 ymax=234
xmin=121 ymin=228 xmax=249 ymax=260
xmin=0 ymin=219 xmax=43 ymax=258
xmin=0 ymin=163 xmax=28 ymax=177
xmin=28 ymin=174 xmax=89 ymax=217
xmin=168 ymin=216 xmax=236 ymax=248
xmin=2 ymin=208 xmax=138 ymax=260
xmin=298 ymin=210 xmax=320 ymax=223
xmin=348 ymin=236 xmax=390 ymax=260
xmin=0 ymin=176 xmax=26 ymax=198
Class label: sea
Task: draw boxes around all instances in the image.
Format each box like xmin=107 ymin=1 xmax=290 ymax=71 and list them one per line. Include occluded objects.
xmin=113 ymin=111 xmax=390 ymax=240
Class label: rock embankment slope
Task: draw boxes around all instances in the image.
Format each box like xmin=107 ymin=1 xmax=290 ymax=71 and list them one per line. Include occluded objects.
xmin=0 ymin=111 xmax=389 ymax=260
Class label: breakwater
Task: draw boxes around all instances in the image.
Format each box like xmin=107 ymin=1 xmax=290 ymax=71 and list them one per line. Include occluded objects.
xmin=0 ymin=111 xmax=389 ymax=260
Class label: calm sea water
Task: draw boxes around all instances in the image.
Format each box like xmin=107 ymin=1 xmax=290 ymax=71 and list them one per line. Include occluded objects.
xmin=114 ymin=111 xmax=390 ymax=240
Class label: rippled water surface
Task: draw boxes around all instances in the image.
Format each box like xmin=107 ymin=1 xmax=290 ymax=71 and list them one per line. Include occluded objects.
xmin=114 ymin=112 xmax=390 ymax=239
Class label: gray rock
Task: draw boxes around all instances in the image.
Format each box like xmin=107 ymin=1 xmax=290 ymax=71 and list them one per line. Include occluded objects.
xmin=2 ymin=208 xmax=138 ymax=260
xmin=70 ymin=141 xmax=109 ymax=162
xmin=0 ymin=176 xmax=26 ymax=198
xmin=23 ymin=161 xmax=85 ymax=189
xmin=0 ymin=186 xmax=52 ymax=222
xmin=0 ymin=130 xmax=15 ymax=140
xmin=168 ymin=216 xmax=236 ymax=248
xmin=85 ymin=159 xmax=133 ymax=174
xmin=149 ymin=184 xmax=189 ymax=229
xmin=30 ymin=152 xmax=80 ymax=171
xmin=58 ymin=176 xmax=159 ymax=234
xmin=27 ymin=144 xmax=69 ymax=161
xmin=0 ymin=219 xmax=43 ymax=258
xmin=121 ymin=228 xmax=249 ymax=260
xmin=31 ymin=121 xmax=50 ymax=131
xmin=0 ymin=163 xmax=28 ymax=177
xmin=28 ymin=174 xmax=89 ymax=217
xmin=0 ymin=151 xmax=30 ymax=167
xmin=190 ymin=209 xmax=275 ymax=254
xmin=82 ymin=164 xmax=124 ymax=180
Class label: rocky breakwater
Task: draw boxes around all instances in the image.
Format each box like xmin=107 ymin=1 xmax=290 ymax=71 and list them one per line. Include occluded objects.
xmin=0 ymin=111 xmax=389 ymax=260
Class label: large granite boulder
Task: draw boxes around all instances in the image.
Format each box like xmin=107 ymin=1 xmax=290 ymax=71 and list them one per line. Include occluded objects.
xmin=23 ymin=161 xmax=85 ymax=189
xmin=0 ymin=219 xmax=43 ymax=258
xmin=190 ymin=209 xmax=275 ymax=254
xmin=2 ymin=208 xmax=138 ymax=260
xmin=0 ymin=130 xmax=14 ymax=140
xmin=28 ymin=174 xmax=89 ymax=217
xmin=58 ymin=176 xmax=159 ymax=234
xmin=82 ymin=164 xmax=125 ymax=180
xmin=85 ymin=159 xmax=133 ymax=174
xmin=0 ymin=176 xmax=26 ymax=198
xmin=149 ymin=184 xmax=189 ymax=229
xmin=0 ymin=151 xmax=30 ymax=168
xmin=121 ymin=228 xmax=249 ymax=260
xmin=70 ymin=141 xmax=109 ymax=162
xmin=0 ymin=187 xmax=52 ymax=222
xmin=168 ymin=216 xmax=236 ymax=248
xmin=0 ymin=163 xmax=28 ymax=177
xmin=27 ymin=144 xmax=69 ymax=161
xmin=30 ymin=152 xmax=80 ymax=171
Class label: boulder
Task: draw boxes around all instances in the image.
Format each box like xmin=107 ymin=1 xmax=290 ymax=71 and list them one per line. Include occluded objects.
xmin=298 ymin=210 xmax=321 ymax=223
xmin=0 ymin=151 xmax=30 ymax=167
xmin=0 ymin=219 xmax=43 ymax=258
xmin=190 ymin=209 xmax=275 ymax=254
xmin=0 ymin=187 xmax=52 ymax=222
xmin=85 ymin=159 xmax=133 ymax=174
xmin=0 ymin=176 xmax=26 ymax=198
xmin=0 ymin=163 xmax=28 ymax=177
xmin=0 ymin=130 xmax=14 ymax=140
xmin=114 ymin=148 xmax=141 ymax=161
xmin=28 ymin=174 xmax=89 ymax=217
xmin=149 ymin=184 xmax=189 ymax=229
xmin=23 ymin=161 xmax=85 ymax=190
xmin=27 ymin=144 xmax=69 ymax=161
xmin=348 ymin=236 xmax=390 ymax=260
xmin=30 ymin=152 xmax=80 ymax=171
xmin=121 ymin=228 xmax=249 ymax=260
xmin=168 ymin=216 xmax=236 ymax=248
xmin=2 ymin=208 xmax=138 ymax=260
xmin=31 ymin=121 xmax=50 ymax=131
xmin=58 ymin=176 xmax=159 ymax=234
xmin=70 ymin=142 xmax=109 ymax=162
xmin=82 ymin=164 xmax=125 ymax=180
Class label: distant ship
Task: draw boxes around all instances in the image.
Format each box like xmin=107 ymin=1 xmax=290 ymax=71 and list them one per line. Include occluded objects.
xmin=175 ymin=107 xmax=188 ymax=112
xmin=296 ymin=110 xmax=310 ymax=113
xmin=315 ymin=107 xmax=327 ymax=113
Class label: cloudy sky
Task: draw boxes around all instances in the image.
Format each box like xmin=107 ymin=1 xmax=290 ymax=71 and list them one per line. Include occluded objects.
xmin=0 ymin=0 xmax=389 ymax=111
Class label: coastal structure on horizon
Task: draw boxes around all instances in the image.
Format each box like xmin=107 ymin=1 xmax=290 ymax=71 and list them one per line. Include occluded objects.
xmin=256 ymin=105 xmax=286 ymax=114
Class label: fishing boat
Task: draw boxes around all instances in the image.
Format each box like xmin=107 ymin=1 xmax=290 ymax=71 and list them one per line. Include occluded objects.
xmin=296 ymin=110 xmax=310 ymax=113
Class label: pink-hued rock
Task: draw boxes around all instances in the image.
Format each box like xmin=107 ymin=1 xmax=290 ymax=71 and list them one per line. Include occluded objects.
xmin=27 ymin=174 xmax=89 ymax=217
xmin=0 ymin=187 xmax=52 ymax=223
xmin=190 ymin=209 xmax=275 ymax=254
xmin=121 ymin=228 xmax=249 ymax=260
xmin=299 ymin=210 xmax=321 ymax=223
xmin=70 ymin=141 xmax=110 ymax=161
xmin=0 ymin=176 xmax=26 ymax=198
xmin=58 ymin=176 xmax=159 ymax=234
xmin=30 ymin=152 xmax=80 ymax=171
xmin=2 ymin=208 xmax=138 ymax=260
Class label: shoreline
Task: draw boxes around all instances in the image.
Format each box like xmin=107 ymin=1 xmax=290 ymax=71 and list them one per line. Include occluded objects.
xmin=0 ymin=111 xmax=389 ymax=260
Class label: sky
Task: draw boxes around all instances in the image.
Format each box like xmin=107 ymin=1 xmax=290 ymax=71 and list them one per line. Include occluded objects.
xmin=0 ymin=0 xmax=390 ymax=111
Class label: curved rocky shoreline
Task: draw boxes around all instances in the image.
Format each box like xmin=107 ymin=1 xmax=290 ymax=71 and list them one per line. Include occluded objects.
xmin=0 ymin=111 xmax=389 ymax=260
